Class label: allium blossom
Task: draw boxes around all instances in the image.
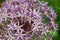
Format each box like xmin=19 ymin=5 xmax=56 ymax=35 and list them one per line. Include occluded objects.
xmin=0 ymin=0 xmax=57 ymax=40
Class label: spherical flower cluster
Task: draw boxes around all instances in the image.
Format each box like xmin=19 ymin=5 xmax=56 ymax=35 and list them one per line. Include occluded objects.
xmin=0 ymin=0 xmax=57 ymax=40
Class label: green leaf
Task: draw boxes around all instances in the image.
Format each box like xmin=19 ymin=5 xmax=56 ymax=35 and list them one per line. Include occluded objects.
xmin=31 ymin=35 xmax=37 ymax=39
xmin=44 ymin=37 xmax=48 ymax=40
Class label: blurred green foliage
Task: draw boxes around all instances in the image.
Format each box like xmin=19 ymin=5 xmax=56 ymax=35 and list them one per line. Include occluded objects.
xmin=0 ymin=0 xmax=5 ymax=3
xmin=0 ymin=0 xmax=5 ymax=7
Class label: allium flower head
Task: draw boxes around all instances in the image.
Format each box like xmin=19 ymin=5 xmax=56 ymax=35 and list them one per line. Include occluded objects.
xmin=0 ymin=0 xmax=57 ymax=40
